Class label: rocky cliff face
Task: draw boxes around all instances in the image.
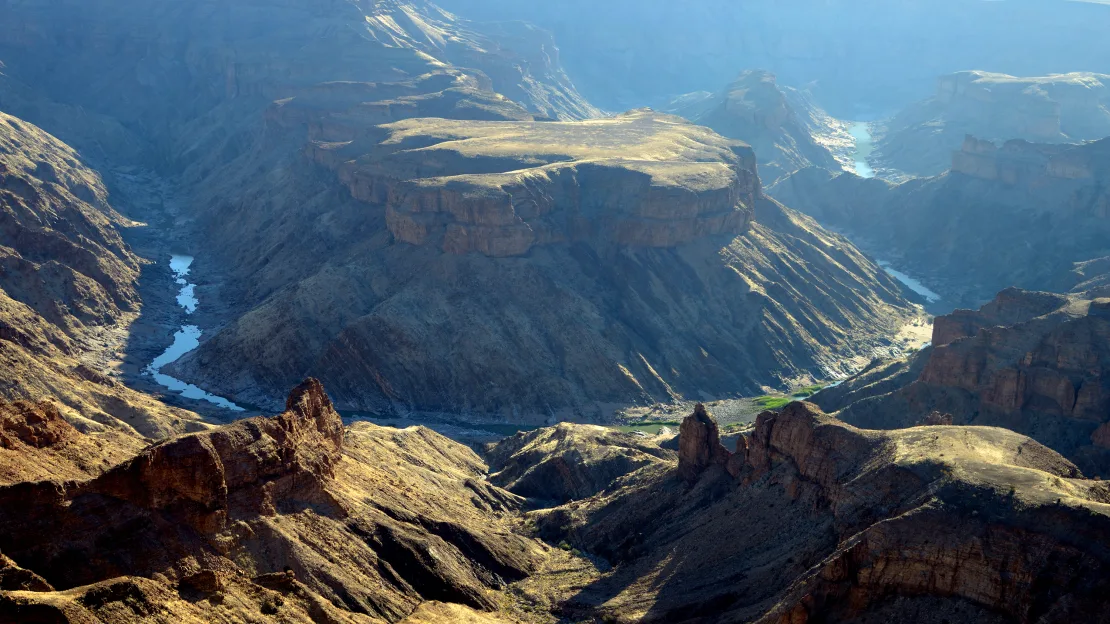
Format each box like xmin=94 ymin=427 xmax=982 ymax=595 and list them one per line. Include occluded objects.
xmin=770 ymin=135 xmax=1110 ymax=311
xmin=670 ymin=70 xmax=843 ymax=185
xmin=313 ymin=110 xmax=760 ymax=257
xmin=826 ymin=288 xmax=1110 ymax=476
xmin=676 ymin=403 xmax=731 ymax=483
xmin=532 ymin=402 xmax=1110 ymax=623
xmin=171 ymin=157 xmax=915 ymax=417
xmin=164 ymin=70 xmax=916 ymax=418
xmin=8 ymin=382 xmax=1110 ymax=623
xmin=876 ymin=71 xmax=1110 ymax=177
xmin=0 ymin=380 xmax=551 ymax=622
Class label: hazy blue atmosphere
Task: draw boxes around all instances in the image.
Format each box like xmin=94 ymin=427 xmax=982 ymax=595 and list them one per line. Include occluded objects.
xmin=439 ymin=0 xmax=1110 ymax=116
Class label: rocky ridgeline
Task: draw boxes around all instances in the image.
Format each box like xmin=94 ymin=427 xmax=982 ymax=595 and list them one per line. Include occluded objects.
xmin=670 ymin=70 xmax=843 ymax=185
xmin=951 ymin=134 xmax=1106 ymax=186
xmin=0 ymin=380 xmax=547 ymax=622
xmin=536 ymin=400 xmax=1110 ymax=622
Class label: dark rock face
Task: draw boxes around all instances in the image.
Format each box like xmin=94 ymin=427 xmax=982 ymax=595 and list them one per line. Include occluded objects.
xmin=677 ymin=404 xmax=731 ymax=483
xmin=770 ymin=136 xmax=1110 ymax=312
xmin=827 ymin=289 xmax=1110 ymax=475
xmin=535 ymin=402 xmax=1110 ymax=623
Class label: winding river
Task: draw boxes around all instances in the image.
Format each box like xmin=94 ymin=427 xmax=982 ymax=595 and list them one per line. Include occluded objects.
xmin=845 ymin=122 xmax=942 ymax=303
xmin=848 ymin=121 xmax=876 ymax=178
xmin=145 ymin=255 xmax=245 ymax=411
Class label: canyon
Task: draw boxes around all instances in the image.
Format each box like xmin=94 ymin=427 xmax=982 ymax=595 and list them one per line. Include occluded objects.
xmin=1 ymin=0 xmax=923 ymax=419
xmin=169 ymin=103 xmax=916 ymax=416
xmin=874 ymin=71 xmax=1110 ymax=177
xmin=770 ymin=134 xmax=1110 ymax=311
xmin=3 ymin=0 xmax=1110 ymax=621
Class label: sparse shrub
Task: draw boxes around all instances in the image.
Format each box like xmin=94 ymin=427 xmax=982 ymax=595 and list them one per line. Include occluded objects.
xmin=261 ymin=596 xmax=284 ymax=615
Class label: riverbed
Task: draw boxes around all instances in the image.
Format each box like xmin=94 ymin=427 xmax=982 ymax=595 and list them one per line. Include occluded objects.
xmin=145 ymin=255 xmax=244 ymax=412
xmin=848 ymin=122 xmax=876 ymax=178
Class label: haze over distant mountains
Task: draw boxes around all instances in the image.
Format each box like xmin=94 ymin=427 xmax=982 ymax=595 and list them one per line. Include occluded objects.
xmin=436 ymin=0 xmax=1110 ymax=116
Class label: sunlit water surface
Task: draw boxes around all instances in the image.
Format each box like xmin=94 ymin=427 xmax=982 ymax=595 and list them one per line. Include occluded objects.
xmin=145 ymin=254 xmax=244 ymax=411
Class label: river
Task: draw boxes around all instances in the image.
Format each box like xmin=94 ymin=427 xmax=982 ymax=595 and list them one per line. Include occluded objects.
xmin=848 ymin=121 xmax=876 ymax=179
xmin=878 ymin=260 xmax=942 ymax=303
xmin=145 ymin=255 xmax=245 ymax=411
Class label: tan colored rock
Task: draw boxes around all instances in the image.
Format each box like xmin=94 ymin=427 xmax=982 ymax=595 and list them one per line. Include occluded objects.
xmin=0 ymin=381 xmax=547 ymax=622
xmin=313 ymin=110 xmax=760 ymax=258
xmin=834 ymin=289 xmax=1110 ymax=476
xmin=0 ymin=400 xmax=145 ymax=486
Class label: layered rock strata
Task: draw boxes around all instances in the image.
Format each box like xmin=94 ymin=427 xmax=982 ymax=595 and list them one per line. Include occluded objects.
xmin=309 ymin=110 xmax=759 ymax=257
xmin=824 ymin=288 xmax=1110 ymax=475
xmin=531 ymin=402 xmax=1110 ymax=622
xmin=0 ymin=380 xmax=548 ymax=622
xmin=875 ymin=71 xmax=1110 ymax=177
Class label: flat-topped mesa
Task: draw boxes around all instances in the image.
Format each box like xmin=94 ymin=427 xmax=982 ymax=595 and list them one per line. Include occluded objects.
xmin=937 ymin=72 xmax=1064 ymax=140
xmin=951 ymin=134 xmax=1100 ymax=184
xmin=677 ymin=403 xmax=732 ymax=483
xmin=311 ymin=110 xmax=760 ymax=257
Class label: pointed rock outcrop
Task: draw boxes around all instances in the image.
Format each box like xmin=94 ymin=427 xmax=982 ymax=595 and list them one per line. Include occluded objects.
xmin=677 ymin=403 xmax=732 ymax=483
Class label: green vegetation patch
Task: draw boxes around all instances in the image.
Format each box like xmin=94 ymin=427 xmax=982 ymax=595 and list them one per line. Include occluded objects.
xmin=477 ymin=424 xmax=542 ymax=436
xmin=752 ymin=396 xmax=792 ymax=410
xmin=791 ymin=384 xmax=827 ymax=398
xmin=612 ymin=421 xmax=680 ymax=435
